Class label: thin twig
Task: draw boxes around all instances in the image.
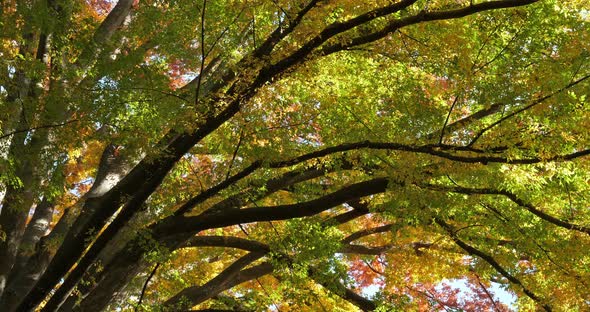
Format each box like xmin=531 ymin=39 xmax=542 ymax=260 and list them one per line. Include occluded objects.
xmin=251 ymin=8 xmax=257 ymax=47
xmin=195 ymin=0 xmax=208 ymax=107
xmin=468 ymin=73 xmax=590 ymax=147
xmin=270 ymin=0 xmax=290 ymax=21
xmin=84 ymin=86 xmax=191 ymax=103
xmin=398 ymin=29 xmax=429 ymax=47
xmin=204 ymin=6 xmax=247 ymax=58
xmin=0 ymin=119 xmax=79 ymax=140
xmin=226 ymin=130 xmax=244 ymax=179
xmin=256 ymin=278 xmax=282 ymax=312
xmin=439 ymin=95 xmax=460 ymax=144
xmin=473 ymin=28 xmax=521 ymax=74
xmin=471 ymin=22 xmax=504 ymax=70
xmin=362 ymin=259 xmax=384 ymax=276
xmin=436 ymin=218 xmax=552 ymax=311
xmin=473 ymin=272 xmax=501 ymax=312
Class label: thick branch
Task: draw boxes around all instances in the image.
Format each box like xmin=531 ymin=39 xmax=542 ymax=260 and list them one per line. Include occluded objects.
xmin=178 ymin=156 xmax=357 ymax=216
xmin=157 ymin=177 xmax=390 ymax=236
xmin=342 ymin=224 xmax=394 ymax=244
xmin=75 ymin=177 xmax=388 ymax=310
xmin=341 ymin=244 xmax=393 ymax=255
xmin=182 ymin=235 xmax=390 ymax=256
xmin=182 ymin=236 xmax=271 ymax=254
xmin=169 ymin=241 xmax=378 ymax=311
xmin=339 ymin=287 xmax=377 ymax=311
xmin=323 ymin=200 xmax=370 ymax=225
xmin=252 ymin=0 xmax=324 ymax=58
xmin=163 ymin=253 xmax=268 ymax=308
xmin=93 ymin=0 xmax=134 ymax=44
xmin=321 ymin=0 xmax=540 ymax=55
xmin=257 ymin=0 xmax=418 ymax=80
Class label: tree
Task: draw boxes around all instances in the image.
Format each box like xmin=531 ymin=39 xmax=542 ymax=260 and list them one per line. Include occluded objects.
xmin=0 ymin=0 xmax=588 ymax=310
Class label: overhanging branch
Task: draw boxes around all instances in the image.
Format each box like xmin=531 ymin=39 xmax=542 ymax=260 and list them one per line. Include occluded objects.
xmin=157 ymin=177 xmax=389 ymax=236
xmin=320 ymin=0 xmax=540 ymax=56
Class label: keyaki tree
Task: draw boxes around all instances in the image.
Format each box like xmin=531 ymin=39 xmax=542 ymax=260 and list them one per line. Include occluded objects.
xmin=0 ymin=0 xmax=589 ymax=311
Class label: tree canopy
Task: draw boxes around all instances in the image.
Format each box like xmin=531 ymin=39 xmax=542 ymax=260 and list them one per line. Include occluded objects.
xmin=0 ymin=0 xmax=589 ymax=311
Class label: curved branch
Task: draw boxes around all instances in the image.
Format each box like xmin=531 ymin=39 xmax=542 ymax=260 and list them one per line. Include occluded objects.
xmin=305 ymin=265 xmax=378 ymax=311
xmin=341 ymin=244 xmax=393 ymax=255
xmin=436 ymin=218 xmax=551 ymax=311
xmin=176 ymin=162 xmax=328 ymax=215
xmin=271 ymin=141 xmax=589 ymax=167
xmin=320 ymin=0 xmax=540 ymax=56
xmin=182 ymin=234 xmax=391 ymax=256
xmin=181 ymin=236 xmax=271 ymax=254
xmin=163 ymin=253 xmax=269 ymax=308
xmin=423 ymin=184 xmax=590 ymax=235
xmin=158 ymin=177 xmax=390 ymax=236
xmin=260 ymin=0 xmax=419 ymax=78
xmin=66 ymin=173 xmax=368 ymax=306
xmin=322 ymin=200 xmax=370 ymax=225
xmin=342 ymin=224 xmax=394 ymax=244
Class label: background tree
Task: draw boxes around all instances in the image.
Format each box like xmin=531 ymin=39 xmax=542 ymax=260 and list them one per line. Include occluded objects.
xmin=0 ymin=0 xmax=589 ymax=311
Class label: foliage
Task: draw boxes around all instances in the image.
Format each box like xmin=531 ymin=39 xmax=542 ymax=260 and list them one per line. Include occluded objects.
xmin=0 ymin=0 xmax=589 ymax=311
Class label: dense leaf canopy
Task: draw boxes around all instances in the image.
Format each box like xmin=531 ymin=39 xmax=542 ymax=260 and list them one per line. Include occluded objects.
xmin=0 ymin=0 xmax=589 ymax=311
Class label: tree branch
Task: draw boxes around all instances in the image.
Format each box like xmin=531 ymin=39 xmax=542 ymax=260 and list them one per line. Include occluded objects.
xmin=93 ymin=0 xmax=135 ymax=44
xmin=163 ymin=253 xmax=267 ymax=308
xmin=194 ymin=0 xmax=208 ymax=107
xmin=439 ymin=95 xmax=460 ymax=144
xmin=423 ymin=184 xmax=590 ymax=235
xmin=261 ymin=0 xmax=418 ymax=76
xmin=158 ymin=177 xmax=390 ymax=237
xmin=252 ymin=0 xmax=324 ymax=58
xmin=320 ymin=0 xmax=540 ymax=56
xmin=436 ymin=218 xmax=551 ymax=311
xmin=135 ymin=263 xmax=160 ymax=312
xmin=342 ymin=224 xmax=394 ymax=244
xmin=181 ymin=236 xmax=271 ymax=254
xmin=0 ymin=119 xmax=79 ymax=141
xmin=269 ymin=140 xmax=590 ymax=167
xmin=322 ymin=200 xmax=370 ymax=225
xmin=468 ymin=73 xmax=590 ymax=146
